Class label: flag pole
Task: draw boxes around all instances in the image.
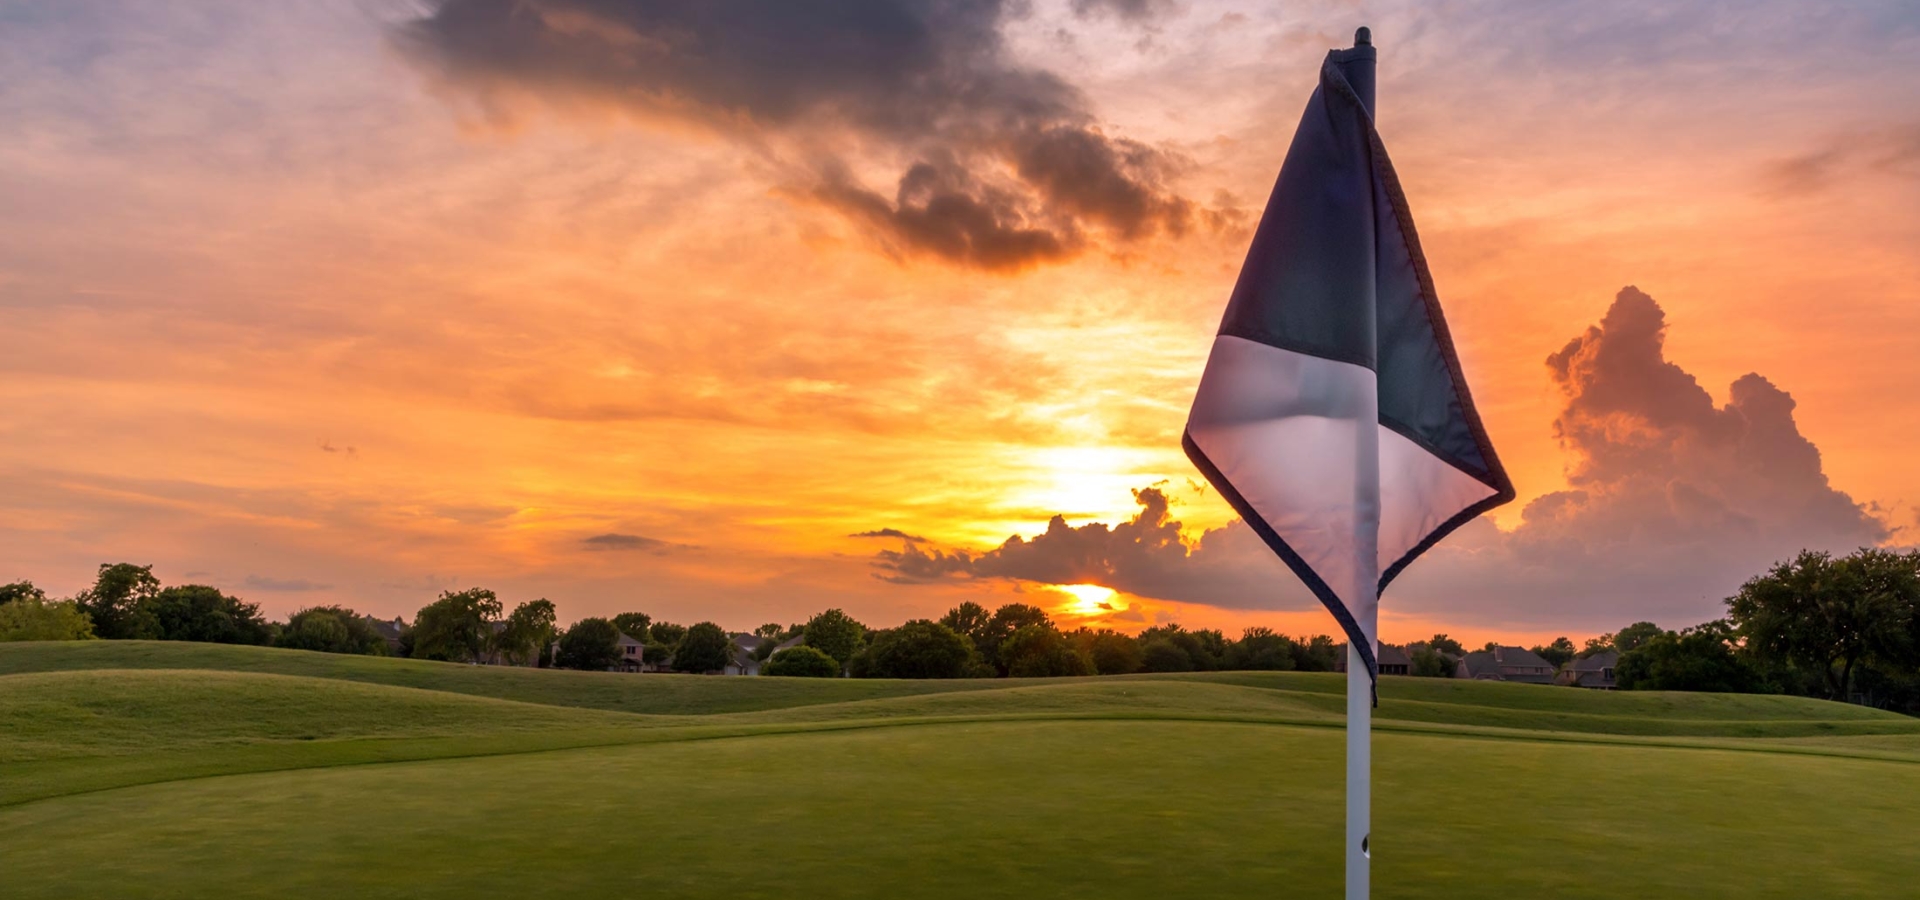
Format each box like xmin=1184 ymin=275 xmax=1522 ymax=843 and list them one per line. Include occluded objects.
xmin=1347 ymin=25 xmax=1376 ymax=900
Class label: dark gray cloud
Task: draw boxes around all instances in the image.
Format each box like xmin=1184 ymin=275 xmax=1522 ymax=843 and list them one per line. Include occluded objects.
xmin=874 ymin=286 xmax=1889 ymax=631
xmin=1069 ymin=0 xmax=1180 ymax=23
xmin=582 ymin=532 xmax=672 ymax=552
xmin=849 ymin=528 xmax=929 ymax=542
xmin=244 ymin=574 xmax=332 ymax=592
xmin=395 ymin=0 xmax=1202 ymax=269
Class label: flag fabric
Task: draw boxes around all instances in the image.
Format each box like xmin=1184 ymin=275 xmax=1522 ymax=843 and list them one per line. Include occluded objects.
xmin=1183 ymin=43 xmax=1514 ymax=684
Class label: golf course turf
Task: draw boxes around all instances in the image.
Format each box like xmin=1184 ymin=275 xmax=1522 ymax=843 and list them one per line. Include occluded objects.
xmin=3 ymin=642 xmax=1917 ymax=898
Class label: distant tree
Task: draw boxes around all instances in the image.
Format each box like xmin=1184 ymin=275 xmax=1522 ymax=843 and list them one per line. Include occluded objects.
xmin=1532 ymin=636 xmax=1577 ymax=670
xmin=1000 ymin=625 xmax=1093 ymax=677
xmin=1294 ymin=635 xmax=1340 ymax=672
xmin=1478 ymin=640 xmax=1499 ymax=653
xmin=1729 ymin=549 xmax=1919 ymax=700
xmin=649 ymin=621 xmax=688 ymax=646
xmin=802 ymin=609 xmax=867 ymax=666
xmin=0 ymin=581 xmax=48 ymax=606
xmin=978 ymin=603 xmax=1052 ymax=674
xmin=611 ymin=612 xmax=653 ymax=642
xmin=940 ymin=601 xmax=991 ymax=644
xmin=1409 ymin=645 xmax=1455 ymax=678
xmin=555 ymin=617 xmax=622 ymax=671
xmin=142 ymin=585 xmax=271 ymax=645
xmin=855 ymin=619 xmax=976 ymax=679
xmin=499 ymin=599 xmax=559 ymax=666
xmin=1612 ymin=622 xmax=1666 ymax=654
xmin=1139 ymin=638 xmax=1195 ymax=673
xmin=1080 ymin=629 xmax=1145 ymax=675
xmin=755 ymin=623 xmax=784 ymax=640
xmin=277 ymin=606 xmax=387 ymax=655
xmin=676 ymin=622 xmax=734 ymax=673
xmin=1616 ymin=620 xmax=1763 ymax=693
xmin=0 ymin=598 xmax=97 ymax=642
xmin=410 ymin=588 xmax=503 ymax=663
xmin=73 ymin=563 xmax=162 ymax=639
xmin=764 ymin=645 xmax=842 ymax=678
xmin=1426 ymin=634 xmax=1465 ymax=656
xmin=1226 ymin=627 xmax=1298 ymax=671
xmin=1139 ymin=624 xmax=1219 ymax=672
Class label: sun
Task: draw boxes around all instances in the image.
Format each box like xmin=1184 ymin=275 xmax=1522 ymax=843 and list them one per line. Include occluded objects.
xmin=1050 ymin=583 xmax=1119 ymax=616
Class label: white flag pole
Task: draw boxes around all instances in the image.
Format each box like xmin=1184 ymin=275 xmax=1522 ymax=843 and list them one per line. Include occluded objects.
xmin=1346 ymin=26 xmax=1378 ymax=900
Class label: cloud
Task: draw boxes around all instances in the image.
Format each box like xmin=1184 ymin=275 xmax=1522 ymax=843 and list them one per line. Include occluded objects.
xmin=873 ymin=485 xmax=1308 ymax=607
xmin=1763 ymin=123 xmax=1920 ymax=194
xmin=395 ymin=0 xmax=1204 ymax=269
xmin=244 ymin=574 xmax=332 ymax=592
xmin=874 ymin=286 xmax=1889 ymax=631
xmin=1069 ymin=0 xmax=1180 ymax=23
xmin=849 ymin=528 xmax=928 ymax=543
xmin=582 ymin=532 xmax=673 ymax=552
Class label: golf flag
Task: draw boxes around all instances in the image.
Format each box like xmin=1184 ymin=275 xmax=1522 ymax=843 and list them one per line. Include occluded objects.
xmin=1183 ymin=37 xmax=1514 ymax=684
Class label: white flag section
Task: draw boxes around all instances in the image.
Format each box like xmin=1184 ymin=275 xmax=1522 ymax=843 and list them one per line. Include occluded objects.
xmin=1181 ymin=29 xmax=1513 ymax=900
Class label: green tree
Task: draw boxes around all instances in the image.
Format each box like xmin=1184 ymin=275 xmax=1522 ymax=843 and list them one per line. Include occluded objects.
xmin=1729 ymin=549 xmax=1917 ymax=700
xmin=143 ymin=585 xmax=272 ymax=645
xmin=1293 ymin=635 xmax=1340 ymax=672
xmin=976 ymin=603 xmax=1051 ymax=674
xmin=1079 ymin=629 xmax=1144 ymax=675
xmin=1613 ymin=622 xmax=1666 ymax=654
xmin=764 ymin=645 xmax=841 ymax=678
xmin=1000 ymin=624 xmax=1093 ymax=677
xmin=1427 ymin=633 xmax=1465 ymax=656
xmin=1409 ymin=645 xmax=1455 ymax=677
xmin=1139 ymin=638 xmax=1194 ymax=672
xmin=410 ymin=588 xmax=503 ymax=663
xmin=649 ymin=621 xmax=687 ymax=646
xmin=0 ymin=581 xmax=48 ymax=606
xmin=676 ymin=621 xmax=735 ymax=673
xmin=1532 ymin=636 xmax=1577 ymax=670
xmin=499 ymin=599 xmax=559 ymax=666
xmin=611 ymin=612 xmax=653 ymax=641
xmin=1226 ymin=627 xmax=1298 ymax=671
xmin=939 ymin=601 xmax=991 ymax=644
xmin=802 ymin=608 xmax=867 ymax=666
xmin=1616 ymin=621 xmax=1762 ymax=693
xmin=755 ymin=622 xmax=784 ymax=640
xmin=73 ymin=563 xmax=162 ymax=639
xmin=0 ymin=598 xmax=97 ymax=642
xmin=277 ymin=606 xmax=387 ymax=655
xmin=855 ymin=619 xmax=976 ymax=678
xmin=555 ymin=617 xmax=622 ymax=671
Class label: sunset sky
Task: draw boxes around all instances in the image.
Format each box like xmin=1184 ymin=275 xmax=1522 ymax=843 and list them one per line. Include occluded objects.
xmin=3 ymin=0 xmax=1917 ymax=645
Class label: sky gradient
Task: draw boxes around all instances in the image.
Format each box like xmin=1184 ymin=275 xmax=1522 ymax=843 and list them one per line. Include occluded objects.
xmin=3 ymin=0 xmax=1917 ymax=643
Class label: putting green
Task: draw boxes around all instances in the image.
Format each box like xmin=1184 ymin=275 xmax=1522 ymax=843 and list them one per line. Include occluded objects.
xmin=2 ymin=642 xmax=1916 ymax=898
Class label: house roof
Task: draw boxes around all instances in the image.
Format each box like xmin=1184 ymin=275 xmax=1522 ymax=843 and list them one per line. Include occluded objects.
xmin=362 ymin=617 xmax=405 ymax=641
xmin=615 ymin=631 xmax=644 ymax=648
xmin=1377 ymin=643 xmax=1411 ymax=667
xmin=731 ymin=633 xmax=766 ymax=652
xmin=1567 ymin=649 xmax=1620 ymax=671
xmin=1459 ymin=647 xmax=1558 ymax=683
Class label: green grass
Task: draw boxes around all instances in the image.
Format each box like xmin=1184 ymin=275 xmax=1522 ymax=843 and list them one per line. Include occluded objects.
xmin=2 ymin=641 xmax=1917 ymax=898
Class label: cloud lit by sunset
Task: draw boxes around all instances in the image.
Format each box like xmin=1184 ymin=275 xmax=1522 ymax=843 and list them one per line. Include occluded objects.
xmin=3 ymin=0 xmax=1917 ymax=645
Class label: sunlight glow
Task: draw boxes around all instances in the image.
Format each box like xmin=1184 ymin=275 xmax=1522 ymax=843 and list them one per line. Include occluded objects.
xmin=1050 ymin=583 xmax=1120 ymax=616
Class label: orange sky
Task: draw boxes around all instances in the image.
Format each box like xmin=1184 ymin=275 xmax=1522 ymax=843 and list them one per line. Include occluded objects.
xmin=2 ymin=1 xmax=1917 ymax=646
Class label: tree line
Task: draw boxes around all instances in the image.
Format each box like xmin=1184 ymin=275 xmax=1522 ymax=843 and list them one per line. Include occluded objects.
xmin=5 ymin=547 xmax=1918 ymax=712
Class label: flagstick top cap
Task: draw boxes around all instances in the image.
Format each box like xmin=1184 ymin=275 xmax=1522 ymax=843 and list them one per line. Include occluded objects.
xmin=1354 ymin=26 xmax=1371 ymax=47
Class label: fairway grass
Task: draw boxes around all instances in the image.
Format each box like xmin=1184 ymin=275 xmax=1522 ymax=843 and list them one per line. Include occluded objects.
xmin=3 ymin=642 xmax=1917 ymax=898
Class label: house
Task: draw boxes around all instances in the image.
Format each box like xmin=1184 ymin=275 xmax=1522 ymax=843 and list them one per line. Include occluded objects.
xmin=1334 ymin=643 xmax=1412 ymax=675
xmin=363 ymin=616 xmax=406 ymax=655
xmin=615 ymin=630 xmax=646 ymax=672
xmin=1558 ymin=649 xmax=1620 ymax=689
xmin=1456 ymin=646 xmax=1557 ymax=684
xmin=724 ymin=633 xmax=765 ymax=676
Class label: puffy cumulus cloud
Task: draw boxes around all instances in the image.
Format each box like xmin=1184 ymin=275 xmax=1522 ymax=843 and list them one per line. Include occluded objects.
xmin=875 ymin=286 xmax=1890 ymax=631
xmin=873 ymin=486 xmax=1312 ymax=609
xmin=395 ymin=0 xmax=1205 ymax=270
